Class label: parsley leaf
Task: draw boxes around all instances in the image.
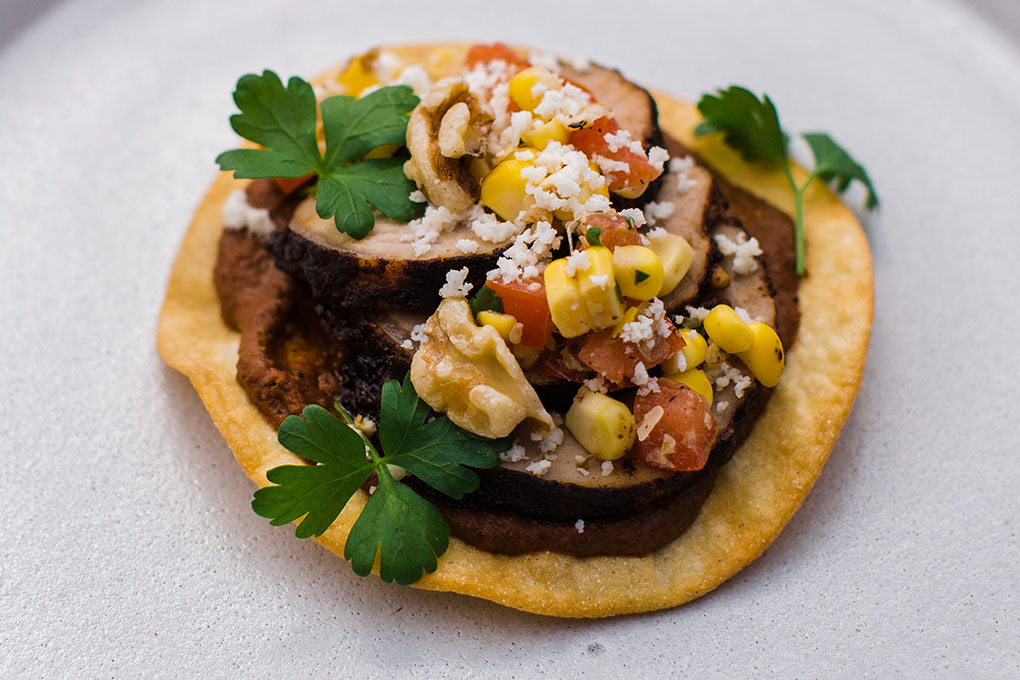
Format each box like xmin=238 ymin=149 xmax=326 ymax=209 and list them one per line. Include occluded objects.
xmin=695 ymin=85 xmax=878 ymax=275
xmin=216 ymin=70 xmax=424 ymax=240
xmin=468 ymin=286 xmax=504 ymax=317
xmin=251 ymin=375 xmax=510 ymax=585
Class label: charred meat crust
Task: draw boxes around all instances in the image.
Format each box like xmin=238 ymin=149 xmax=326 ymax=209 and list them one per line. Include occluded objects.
xmin=424 ymin=464 xmax=718 ymax=557
xmin=214 ymin=229 xmax=343 ymax=429
xmin=268 ymin=226 xmax=501 ymax=313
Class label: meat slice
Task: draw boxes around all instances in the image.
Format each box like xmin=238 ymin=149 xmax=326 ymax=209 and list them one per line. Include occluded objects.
xmin=555 ymin=60 xmax=662 ymax=148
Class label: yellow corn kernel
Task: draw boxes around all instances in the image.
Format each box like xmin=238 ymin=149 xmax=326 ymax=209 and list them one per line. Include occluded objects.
xmin=646 ymin=230 xmax=695 ymax=296
xmin=337 ymin=56 xmax=379 ymax=98
xmin=480 ymin=159 xmax=532 ymax=221
xmin=665 ymin=368 xmax=714 ymax=406
xmin=703 ymin=304 xmax=753 ymax=353
xmin=737 ymin=322 xmax=785 ymax=387
xmin=507 ymin=66 xmax=562 ymax=112
xmin=521 ymin=119 xmax=569 ymax=149
xmin=477 ymin=310 xmax=517 ymax=342
xmin=575 ymin=246 xmax=624 ymax=330
xmin=565 ymin=389 xmax=636 ymax=461
xmin=612 ymin=245 xmax=664 ymax=301
xmin=550 ymin=165 xmax=610 ymax=222
xmin=544 ymin=259 xmax=591 ymax=338
xmin=663 ymin=329 xmax=708 ymax=373
xmin=611 ymin=306 xmax=639 ymax=338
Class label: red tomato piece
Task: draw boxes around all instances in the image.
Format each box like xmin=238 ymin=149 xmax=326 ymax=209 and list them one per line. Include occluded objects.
xmin=485 ymin=277 xmax=551 ymax=349
xmin=577 ymin=325 xmax=685 ymax=385
xmin=633 ymin=379 xmax=717 ymax=471
xmin=465 ymin=43 xmax=530 ymax=70
xmin=531 ymin=349 xmax=589 ymax=383
xmin=581 ymin=212 xmax=642 ymax=251
xmin=569 ymin=116 xmax=663 ymax=195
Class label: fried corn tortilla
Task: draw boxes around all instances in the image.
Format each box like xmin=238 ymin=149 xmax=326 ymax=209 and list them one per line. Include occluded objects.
xmin=157 ymin=44 xmax=873 ymax=618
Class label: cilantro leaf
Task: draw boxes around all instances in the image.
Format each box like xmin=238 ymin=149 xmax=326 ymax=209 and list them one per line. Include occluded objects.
xmin=216 ymin=70 xmax=423 ymax=239
xmin=803 ymin=132 xmax=880 ymax=210
xmin=251 ymin=405 xmax=374 ymax=538
xmin=379 ymin=376 xmax=508 ymax=499
xmin=468 ymin=286 xmax=504 ymax=317
xmin=695 ymin=86 xmax=788 ymax=165
xmin=695 ymin=85 xmax=879 ymax=275
xmin=252 ymin=376 xmax=510 ymax=584
xmin=316 ymin=158 xmax=422 ymax=240
xmin=344 ymin=470 xmax=449 ymax=585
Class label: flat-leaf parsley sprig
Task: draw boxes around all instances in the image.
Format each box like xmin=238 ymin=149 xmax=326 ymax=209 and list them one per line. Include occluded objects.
xmin=251 ymin=375 xmax=510 ymax=585
xmin=695 ymin=86 xmax=879 ymax=275
xmin=216 ymin=70 xmax=425 ymax=239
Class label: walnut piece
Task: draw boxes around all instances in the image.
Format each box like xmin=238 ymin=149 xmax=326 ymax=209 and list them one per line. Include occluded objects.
xmin=410 ymin=299 xmax=553 ymax=439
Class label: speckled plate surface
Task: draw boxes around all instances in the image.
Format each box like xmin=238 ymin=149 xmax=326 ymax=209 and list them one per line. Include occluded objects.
xmin=2 ymin=0 xmax=1019 ymax=676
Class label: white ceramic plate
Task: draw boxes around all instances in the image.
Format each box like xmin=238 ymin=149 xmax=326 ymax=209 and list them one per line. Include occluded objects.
xmin=2 ymin=0 xmax=1018 ymax=676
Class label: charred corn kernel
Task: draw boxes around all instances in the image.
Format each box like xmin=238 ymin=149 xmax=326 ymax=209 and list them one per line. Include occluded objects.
xmin=664 ymin=329 xmax=708 ymax=373
xmin=481 ymin=159 xmax=532 ymax=221
xmin=477 ymin=311 xmax=518 ymax=342
xmin=703 ymin=304 xmax=753 ymax=353
xmin=507 ymin=66 xmax=561 ymax=112
xmin=575 ymin=246 xmax=624 ymax=329
xmin=737 ymin=322 xmax=785 ymax=387
xmin=646 ymin=231 xmax=695 ymax=295
xmin=544 ymin=258 xmax=591 ymax=338
xmin=665 ymin=368 xmax=714 ymax=406
xmin=337 ymin=56 xmax=379 ymax=97
xmin=550 ymin=165 xmax=610 ymax=221
xmin=565 ymin=389 xmax=636 ymax=461
xmin=521 ymin=119 xmax=569 ymax=149
xmin=611 ymin=305 xmax=640 ymax=338
xmin=612 ymin=245 xmax=664 ymax=301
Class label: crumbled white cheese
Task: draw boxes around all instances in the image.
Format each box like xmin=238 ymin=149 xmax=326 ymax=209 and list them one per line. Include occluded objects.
xmin=618 ymin=208 xmax=647 ymax=228
xmin=354 ymin=415 xmax=377 ymax=437
xmin=669 ymin=155 xmax=695 ymax=174
xmin=500 ymin=442 xmax=528 ymax=463
xmin=576 ymin=466 xmax=590 ymax=477
xmin=467 ymin=204 xmax=519 ymax=243
xmin=409 ymin=323 xmax=428 ymax=343
xmin=643 ymin=200 xmax=676 ymax=226
xmin=222 ymin=189 xmax=275 ymax=236
xmin=670 ymin=155 xmax=698 ymax=193
xmin=439 ymin=267 xmax=473 ymax=298
xmin=530 ymin=425 xmax=564 ymax=454
xmin=632 ymin=361 xmax=650 ymax=386
xmin=601 ymin=461 xmax=614 ymax=477
xmin=533 ymin=83 xmax=591 ymax=121
xmin=714 ymin=232 xmax=763 ymax=275
xmin=603 ymin=128 xmax=644 ymax=155
xmin=582 ymin=375 xmax=608 ymax=394
xmin=588 ymin=273 xmax=609 ymax=289
xmin=405 ymin=204 xmax=464 ymax=255
xmin=564 ymin=249 xmax=591 ymax=276
xmin=393 ymin=65 xmax=431 ymax=94
xmin=409 ymin=189 xmax=427 ymax=203
xmin=647 ymin=146 xmax=669 ymax=172
xmin=487 ymin=220 xmax=560 ymax=283
xmin=685 ymin=306 xmax=711 ymax=324
xmin=575 ymin=519 xmax=585 ymax=534
xmin=619 ymin=299 xmax=670 ymax=348
xmin=400 ymin=339 xmax=414 ymax=351
xmin=371 ymin=50 xmax=402 ymax=81
xmin=591 ymin=154 xmax=631 ymax=174
xmin=637 ymin=376 xmax=661 ymax=396
xmin=525 ymin=459 xmax=552 ymax=476
xmin=456 ymin=238 xmax=480 ymax=254
xmin=734 ymin=306 xmax=754 ymax=324
xmin=715 ymin=400 xmax=730 ymax=412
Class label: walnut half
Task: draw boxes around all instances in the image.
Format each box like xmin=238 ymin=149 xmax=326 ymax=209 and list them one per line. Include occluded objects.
xmin=404 ymin=78 xmax=493 ymax=213
xmin=410 ymin=299 xmax=553 ymax=439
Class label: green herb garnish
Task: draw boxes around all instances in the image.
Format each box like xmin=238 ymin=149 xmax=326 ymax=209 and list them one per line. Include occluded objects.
xmin=634 ymin=269 xmax=650 ymax=284
xmin=469 ymin=285 xmax=504 ymax=317
xmin=695 ymin=85 xmax=878 ymax=275
xmin=252 ymin=375 xmax=510 ymax=585
xmin=585 ymin=226 xmax=602 ymax=246
xmin=216 ymin=71 xmax=425 ymax=239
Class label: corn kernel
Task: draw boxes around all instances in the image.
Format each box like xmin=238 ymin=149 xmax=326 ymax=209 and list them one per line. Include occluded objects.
xmin=703 ymin=304 xmax=753 ymax=353
xmin=664 ymin=329 xmax=708 ymax=373
xmin=612 ymin=245 xmax=664 ymax=301
xmin=337 ymin=56 xmax=379 ymax=98
xmin=521 ymin=119 xmax=569 ymax=149
xmin=646 ymin=231 xmax=695 ymax=296
xmin=664 ymin=368 xmax=714 ymax=406
xmin=575 ymin=246 xmax=624 ymax=329
xmin=481 ymin=159 xmax=532 ymax=221
xmin=565 ymin=389 xmax=636 ymax=461
xmin=611 ymin=306 xmax=639 ymax=338
xmin=507 ymin=66 xmax=561 ymax=112
xmin=477 ymin=310 xmax=517 ymax=342
xmin=544 ymin=259 xmax=590 ymax=338
xmin=736 ymin=322 xmax=785 ymax=387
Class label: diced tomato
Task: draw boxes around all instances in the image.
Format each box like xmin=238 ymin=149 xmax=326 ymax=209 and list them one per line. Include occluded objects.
xmin=569 ymin=116 xmax=663 ymax=195
xmin=273 ymin=174 xmax=314 ymax=194
xmin=632 ymin=379 xmax=717 ymax=472
xmin=577 ymin=325 xmax=685 ymax=385
xmin=465 ymin=43 xmax=530 ymax=70
xmin=581 ymin=212 xmax=642 ymax=251
xmin=485 ymin=277 xmax=551 ymax=349
xmin=532 ymin=349 xmax=589 ymax=383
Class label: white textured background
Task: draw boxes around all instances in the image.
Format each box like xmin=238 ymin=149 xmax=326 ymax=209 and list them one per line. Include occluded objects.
xmin=2 ymin=0 xmax=1018 ymax=677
